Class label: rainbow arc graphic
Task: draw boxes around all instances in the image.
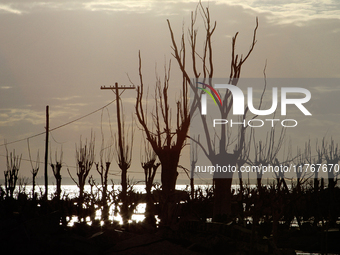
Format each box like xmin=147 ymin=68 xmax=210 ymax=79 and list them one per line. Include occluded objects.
xmin=197 ymin=82 xmax=222 ymax=106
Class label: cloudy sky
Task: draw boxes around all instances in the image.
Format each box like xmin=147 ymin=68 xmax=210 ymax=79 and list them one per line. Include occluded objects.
xmin=0 ymin=0 xmax=339 ymax=183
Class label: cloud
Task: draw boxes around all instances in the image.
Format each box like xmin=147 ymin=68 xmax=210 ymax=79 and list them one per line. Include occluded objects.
xmin=83 ymin=1 xmax=155 ymax=13
xmin=2 ymin=1 xmax=339 ymax=25
xmin=0 ymin=1 xmax=83 ymax=14
xmin=0 ymin=4 xmax=23 ymax=14
xmin=52 ymin=95 xmax=81 ymax=101
xmin=0 ymin=108 xmax=45 ymax=126
xmin=1 ymin=86 xmax=12 ymax=89
xmin=0 ymin=1 xmax=167 ymax=15
xmin=216 ymin=0 xmax=340 ymax=25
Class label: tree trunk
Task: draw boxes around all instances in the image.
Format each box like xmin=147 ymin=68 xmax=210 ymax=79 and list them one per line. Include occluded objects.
xmin=158 ymin=150 xmax=179 ymax=225
xmin=56 ymin=177 xmax=61 ymax=201
xmin=32 ymin=176 xmax=36 ymax=200
xmin=238 ymin=171 xmax=243 ymax=196
xmin=78 ymin=180 xmax=85 ymax=221
xmin=211 ymin=153 xmax=237 ymax=222
xmin=145 ymin=186 xmax=156 ymax=226
xmin=190 ymin=177 xmax=195 ymax=200
xmin=102 ymin=184 xmax=109 ymax=222
xmin=160 ymin=155 xmax=179 ymax=195
xmin=257 ymin=178 xmax=262 ymax=191
xmin=213 ymin=178 xmax=232 ymax=222
xmin=121 ymin=167 xmax=128 ymax=224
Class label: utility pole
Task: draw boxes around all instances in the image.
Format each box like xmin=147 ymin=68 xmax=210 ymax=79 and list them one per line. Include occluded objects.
xmin=101 ymin=83 xmax=134 ymax=164
xmin=44 ymin=105 xmax=49 ymax=200
xmin=101 ymin=82 xmax=135 ymax=223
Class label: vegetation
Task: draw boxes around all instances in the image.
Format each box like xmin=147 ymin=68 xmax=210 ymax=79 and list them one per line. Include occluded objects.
xmin=0 ymin=3 xmax=339 ymax=254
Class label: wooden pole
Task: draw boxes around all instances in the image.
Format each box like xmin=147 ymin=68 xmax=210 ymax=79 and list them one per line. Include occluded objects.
xmin=101 ymin=83 xmax=135 ymax=223
xmin=44 ymin=105 xmax=49 ymax=200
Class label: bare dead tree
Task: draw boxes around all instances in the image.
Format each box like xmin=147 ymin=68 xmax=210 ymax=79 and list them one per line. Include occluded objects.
xmin=141 ymin=137 xmax=160 ymax=226
xmin=50 ymin=147 xmax=63 ymax=201
xmin=113 ymin=110 xmax=134 ymax=225
xmin=4 ymin=146 xmax=22 ymax=199
xmin=94 ymin=108 xmax=114 ymax=223
xmin=68 ymin=133 xmax=95 ymax=221
xmin=168 ymin=2 xmax=259 ymax=221
xmin=87 ymin=175 xmax=99 ymax=223
xmin=237 ymin=128 xmax=252 ymax=195
xmin=305 ymin=139 xmax=323 ymax=192
xmin=246 ymin=127 xmax=286 ymax=247
xmin=271 ymin=133 xmax=292 ymax=192
xmin=304 ymin=138 xmax=325 ymax=228
xmin=294 ymin=144 xmax=312 ymax=192
xmin=190 ymin=137 xmax=198 ymax=200
xmin=96 ymin=137 xmax=114 ymax=222
xmin=315 ymin=139 xmax=325 ymax=191
xmin=135 ymin=50 xmax=192 ymax=225
xmin=322 ymin=137 xmax=339 ymax=227
xmin=27 ymin=139 xmax=39 ymax=200
xmin=322 ymin=137 xmax=339 ymax=189
xmin=291 ymin=146 xmax=306 ymax=230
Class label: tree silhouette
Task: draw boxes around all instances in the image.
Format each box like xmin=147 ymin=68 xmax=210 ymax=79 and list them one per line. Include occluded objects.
xmin=113 ymin=110 xmax=133 ymax=225
xmin=249 ymin=128 xmax=285 ymax=190
xmin=68 ymin=133 xmax=95 ymax=221
xmin=294 ymin=143 xmax=312 ymax=192
xmin=190 ymin=138 xmax=198 ymax=200
xmin=96 ymin=137 xmax=114 ymax=223
xmin=306 ymin=139 xmax=323 ymax=192
xmin=4 ymin=147 xmax=21 ymax=199
xmin=168 ymin=2 xmax=259 ymax=221
xmin=322 ymin=138 xmax=339 ymax=226
xmin=322 ymin=138 xmax=339 ymax=189
xmin=50 ymin=147 xmax=63 ymax=201
xmin=27 ymin=139 xmax=39 ymax=200
xmin=135 ymin=51 xmax=192 ymax=225
xmin=141 ymin=137 xmax=160 ymax=226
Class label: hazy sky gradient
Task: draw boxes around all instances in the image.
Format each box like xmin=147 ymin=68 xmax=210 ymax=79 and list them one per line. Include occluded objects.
xmin=0 ymin=0 xmax=339 ymax=182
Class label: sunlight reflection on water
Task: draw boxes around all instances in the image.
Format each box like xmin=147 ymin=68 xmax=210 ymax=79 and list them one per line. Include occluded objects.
xmin=30 ymin=184 xmax=165 ymax=226
xmin=65 ymin=202 xmax=154 ymax=227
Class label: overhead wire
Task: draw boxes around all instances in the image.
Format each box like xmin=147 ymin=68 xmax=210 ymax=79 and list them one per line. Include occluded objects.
xmin=0 ymin=99 xmax=116 ymax=147
xmin=0 ymin=95 xmax=166 ymax=182
xmin=0 ymin=95 xmax=192 ymax=179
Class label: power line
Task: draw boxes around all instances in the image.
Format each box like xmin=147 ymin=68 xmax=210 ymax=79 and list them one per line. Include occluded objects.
xmin=0 ymin=153 xmax=76 ymax=169
xmin=49 ymin=99 xmax=116 ymax=132
xmin=0 ymin=132 xmax=46 ymax=148
xmin=0 ymin=153 xmax=148 ymax=174
xmin=0 ymin=99 xmax=116 ymax=147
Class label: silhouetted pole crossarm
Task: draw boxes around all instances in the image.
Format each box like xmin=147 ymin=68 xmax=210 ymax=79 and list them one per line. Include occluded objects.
xmin=100 ymin=85 xmax=135 ymax=90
